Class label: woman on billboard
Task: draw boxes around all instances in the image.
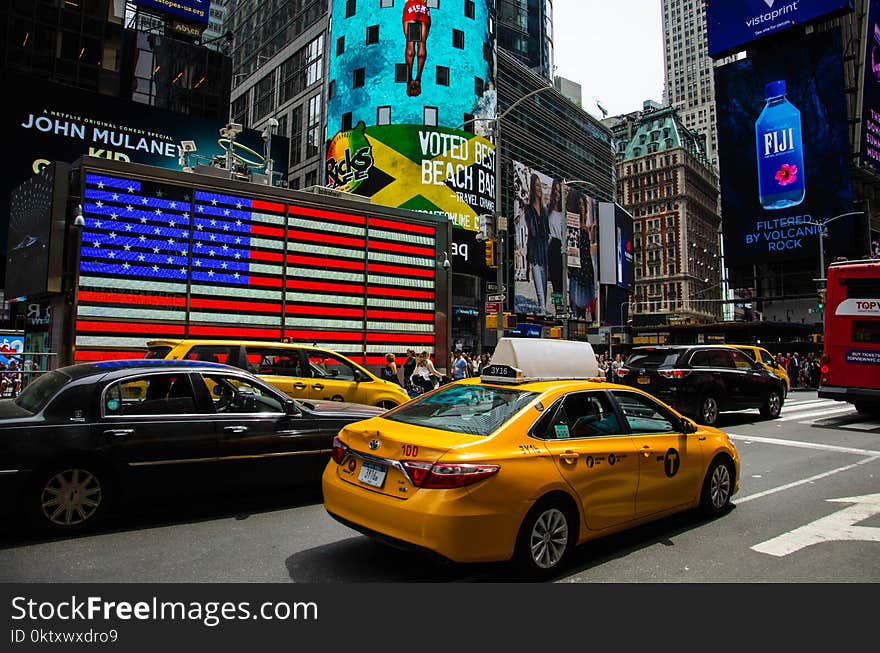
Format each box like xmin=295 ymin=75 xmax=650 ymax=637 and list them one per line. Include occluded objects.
xmin=569 ymin=193 xmax=596 ymax=321
xmin=547 ymin=179 xmax=565 ymax=305
xmin=403 ymin=0 xmax=431 ymax=97
xmin=525 ymin=173 xmax=549 ymax=315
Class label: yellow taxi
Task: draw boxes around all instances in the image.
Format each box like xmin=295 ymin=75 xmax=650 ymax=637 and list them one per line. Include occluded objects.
xmin=729 ymin=344 xmax=790 ymax=395
xmin=146 ymin=339 xmax=411 ymax=409
xmin=323 ymin=338 xmax=740 ymax=577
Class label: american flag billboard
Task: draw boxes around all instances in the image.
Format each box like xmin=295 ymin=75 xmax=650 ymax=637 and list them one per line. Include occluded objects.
xmin=74 ymin=169 xmax=445 ymax=366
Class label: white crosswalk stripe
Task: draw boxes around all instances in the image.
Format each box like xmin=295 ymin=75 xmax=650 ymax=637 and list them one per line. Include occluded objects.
xmin=777 ymin=398 xmax=855 ymax=422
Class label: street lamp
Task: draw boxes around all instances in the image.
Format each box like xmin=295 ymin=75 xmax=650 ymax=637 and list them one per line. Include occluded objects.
xmin=802 ymin=211 xmax=865 ymax=284
xmin=455 ymin=84 xmax=557 ymax=345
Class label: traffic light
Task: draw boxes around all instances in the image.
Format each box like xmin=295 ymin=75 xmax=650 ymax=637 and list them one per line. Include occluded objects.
xmin=485 ymin=314 xmax=498 ymax=330
xmin=817 ymin=289 xmax=825 ymax=311
xmin=502 ymin=313 xmax=517 ymax=329
xmin=484 ymin=239 xmax=496 ymax=268
xmin=549 ymin=326 xmax=563 ymax=339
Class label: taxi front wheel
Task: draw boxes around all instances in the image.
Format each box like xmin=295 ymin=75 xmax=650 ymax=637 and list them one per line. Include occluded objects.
xmin=699 ymin=457 xmax=734 ymax=517
xmin=514 ymin=499 xmax=576 ymax=577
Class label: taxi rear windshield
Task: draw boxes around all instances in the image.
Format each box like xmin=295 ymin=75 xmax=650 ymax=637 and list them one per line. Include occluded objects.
xmin=626 ymin=349 xmax=681 ymax=367
xmin=385 ymin=384 xmax=538 ymax=436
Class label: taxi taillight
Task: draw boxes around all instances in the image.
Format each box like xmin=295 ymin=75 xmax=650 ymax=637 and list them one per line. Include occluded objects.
xmin=402 ymin=461 xmax=500 ymax=489
xmin=331 ymin=436 xmax=348 ymax=464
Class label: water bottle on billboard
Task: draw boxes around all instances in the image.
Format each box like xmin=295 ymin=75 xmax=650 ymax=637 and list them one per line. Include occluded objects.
xmin=755 ymin=80 xmax=805 ymax=210
xmin=616 ymin=226 xmax=623 ymax=284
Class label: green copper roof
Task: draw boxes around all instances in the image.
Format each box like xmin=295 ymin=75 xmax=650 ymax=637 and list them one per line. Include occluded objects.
xmin=616 ymin=106 xmax=711 ymax=168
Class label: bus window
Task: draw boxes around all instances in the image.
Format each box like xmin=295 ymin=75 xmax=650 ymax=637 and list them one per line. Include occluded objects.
xmin=852 ymin=320 xmax=880 ymax=344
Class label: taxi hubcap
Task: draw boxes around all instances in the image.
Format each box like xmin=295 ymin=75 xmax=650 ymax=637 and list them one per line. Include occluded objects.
xmin=709 ymin=465 xmax=731 ymax=509
xmin=41 ymin=469 xmax=102 ymax=526
xmin=530 ymin=508 xmax=569 ymax=569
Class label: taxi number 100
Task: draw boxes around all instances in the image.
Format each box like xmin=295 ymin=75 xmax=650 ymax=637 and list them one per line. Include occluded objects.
xmin=401 ymin=444 xmax=419 ymax=457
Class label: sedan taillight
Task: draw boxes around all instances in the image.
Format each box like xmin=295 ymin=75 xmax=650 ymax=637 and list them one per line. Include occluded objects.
xmin=658 ymin=369 xmax=692 ymax=379
xmin=401 ymin=461 xmax=500 ymax=489
xmin=615 ymin=368 xmax=629 ymax=378
xmin=331 ymin=436 xmax=348 ymax=464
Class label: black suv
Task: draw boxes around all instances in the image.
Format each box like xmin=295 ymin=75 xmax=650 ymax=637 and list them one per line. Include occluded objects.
xmin=615 ymin=345 xmax=786 ymax=426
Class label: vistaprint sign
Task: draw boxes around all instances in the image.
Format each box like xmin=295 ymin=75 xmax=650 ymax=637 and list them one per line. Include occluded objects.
xmin=706 ymin=0 xmax=854 ymax=59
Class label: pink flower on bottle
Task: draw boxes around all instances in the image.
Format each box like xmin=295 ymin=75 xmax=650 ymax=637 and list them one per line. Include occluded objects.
xmin=774 ymin=163 xmax=798 ymax=186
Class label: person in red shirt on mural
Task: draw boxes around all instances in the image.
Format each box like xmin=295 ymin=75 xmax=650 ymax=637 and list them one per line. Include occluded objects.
xmin=403 ymin=0 xmax=431 ymax=97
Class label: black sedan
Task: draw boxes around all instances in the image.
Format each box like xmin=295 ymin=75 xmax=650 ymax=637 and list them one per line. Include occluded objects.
xmin=0 ymin=359 xmax=383 ymax=534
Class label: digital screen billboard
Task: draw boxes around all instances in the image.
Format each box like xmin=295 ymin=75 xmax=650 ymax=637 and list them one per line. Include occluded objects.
xmin=715 ymin=29 xmax=854 ymax=268
xmin=860 ymin=0 xmax=880 ymax=171
xmin=706 ymin=0 xmax=853 ymax=59
xmin=512 ymin=161 xmax=600 ymax=322
xmin=325 ymin=1 xmax=496 ymax=277
xmin=132 ymin=0 xmax=211 ymax=26
xmin=598 ymin=202 xmax=635 ymax=291
xmin=2 ymin=73 xmax=288 ymax=280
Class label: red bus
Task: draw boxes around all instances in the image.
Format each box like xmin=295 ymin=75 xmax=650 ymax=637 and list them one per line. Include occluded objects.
xmin=819 ymin=259 xmax=880 ymax=414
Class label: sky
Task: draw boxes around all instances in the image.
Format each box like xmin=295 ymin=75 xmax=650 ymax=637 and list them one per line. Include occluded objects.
xmin=553 ymin=0 xmax=665 ymax=120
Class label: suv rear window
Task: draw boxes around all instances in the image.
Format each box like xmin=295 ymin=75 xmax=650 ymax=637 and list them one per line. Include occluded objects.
xmin=145 ymin=346 xmax=172 ymax=359
xmin=626 ymin=349 xmax=681 ymax=367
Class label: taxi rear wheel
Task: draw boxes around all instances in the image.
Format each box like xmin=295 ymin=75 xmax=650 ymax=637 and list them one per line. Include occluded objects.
xmin=514 ymin=499 xmax=576 ymax=577
xmin=699 ymin=457 xmax=734 ymax=517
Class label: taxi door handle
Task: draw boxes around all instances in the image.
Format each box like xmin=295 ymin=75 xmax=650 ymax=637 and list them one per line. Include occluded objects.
xmin=641 ymin=446 xmax=654 ymax=458
xmin=224 ymin=426 xmax=249 ymax=434
xmin=293 ymin=383 xmax=307 ymax=390
xmin=312 ymin=383 xmax=325 ymax=391
xmin=559 ymin=451 xmax=579 ymax=463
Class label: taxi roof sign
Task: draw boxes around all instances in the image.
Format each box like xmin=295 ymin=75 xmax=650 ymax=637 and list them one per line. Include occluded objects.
xmin=482 ymin=338 xmax=599 ymax=384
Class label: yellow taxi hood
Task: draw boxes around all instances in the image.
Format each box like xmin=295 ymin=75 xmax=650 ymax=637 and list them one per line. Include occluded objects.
xmin=337 ymin=416 xmax=483 ymax=463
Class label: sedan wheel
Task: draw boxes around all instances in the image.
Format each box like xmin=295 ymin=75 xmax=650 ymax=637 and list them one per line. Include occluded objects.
xmin=36 ymin=467 xmax=104 ymax=531
xmin=699 ymin=396 xmax=719 ymax=426
xmin=700 ymin=458 xmax=733 ymax=516
xmin=760 ymin=389 xmax=782 ymax=419
xmin=515 ymin=503 xmax=573 ymax=576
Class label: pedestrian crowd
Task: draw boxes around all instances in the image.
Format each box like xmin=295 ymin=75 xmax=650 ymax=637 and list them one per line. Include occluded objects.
xmin=775 ymin=351 xmax=820 ymax=389
xmin=381 ymin=349 xmax=493 ymax=398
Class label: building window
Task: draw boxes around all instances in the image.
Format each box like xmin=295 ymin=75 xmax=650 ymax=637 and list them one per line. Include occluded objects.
xmin=280 ymin=35 xmax=325 ymax=104
xmin=306 ymin=94 xmax=322 ymax=158
xmin=290 ymin=104 xmax=303 ymax=165
xmin=377 ymin=106 xmax=391 ymax=125
xmin=427 ymin=0 xmax=439 ymax=8
xmin=328 ymin=79 xmax=336 ymax=99
xmin=305 ymin=170 xmax=317 ymax=188
xmin=346 ymin=0 xmax=356 ymax=18
xmin=424 ymin=106 xmax=438 ymax=126
xmin=353 ymin=67 xmax=365 ymax=88
xmin=436 ymin=66 xmax=449 ymax=86
xmin=395 ymin=63 xmax=408 ymax=83
xmin=464 ymin=0 xmax=474 ymax=18
xmin=336 ymin=36 xmax=345 ymax=56
xmin=341 ymin=112 xmax=352 ymax=131
xmin=380 ymin=0 xmax=394 ymax=7
xmin=252 ymin=71 xmax=275 ymax=122
xmin=366 ymin=25 xmax=379 ymax=44
xmin=453 ymin=29 xmax=464 ymax=49
xmin=474 ymin=76 xmax=483 ymax=97
xmin=462 ymin=113 xmax=474 ymax=131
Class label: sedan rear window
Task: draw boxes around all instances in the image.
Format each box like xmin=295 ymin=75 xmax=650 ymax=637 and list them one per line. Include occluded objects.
xmin=625 ymin=349 xmax=680 ymax=368
xmin=15 ymin=371 xmax=71 ymax=414
xmin=144 ymin=346 xmax=172 ymax=359
xmin=385 ymin=384 xmax=539 ymax=436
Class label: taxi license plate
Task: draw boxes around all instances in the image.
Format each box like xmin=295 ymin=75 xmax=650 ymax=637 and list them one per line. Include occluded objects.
xmin=638 ymin=376 xmax=651 ymax=384
xmin=358 ymin=461 xmax=387 ymax=488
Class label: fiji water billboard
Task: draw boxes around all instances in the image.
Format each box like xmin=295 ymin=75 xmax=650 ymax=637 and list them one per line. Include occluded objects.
xmin=860 ymin=0 xmax=880 ymax=171
xmin=715 ymin=28 xmax=854 ymax=268
xmin=325 ymin=0 xmax=496 ymax=276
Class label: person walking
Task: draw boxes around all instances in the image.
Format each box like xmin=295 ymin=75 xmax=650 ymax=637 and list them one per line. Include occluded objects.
xmin=410 ymin=350 xmax=442 ymax=394
xmin=452 ymin=350 xmax=469 ymax=380
xmin=402 ymin=348 xmax=417 ymax=392
xmin=380 ymin=353 xmax=401 ymax=386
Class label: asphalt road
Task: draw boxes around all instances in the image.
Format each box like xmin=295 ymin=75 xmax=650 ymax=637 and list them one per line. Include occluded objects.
xmin=1 ymin=390 xmax=878 ymax=583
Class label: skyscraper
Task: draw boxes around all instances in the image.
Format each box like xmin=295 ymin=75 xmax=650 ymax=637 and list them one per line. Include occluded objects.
xmin=497 ymin=0 xmax=554 ymax=79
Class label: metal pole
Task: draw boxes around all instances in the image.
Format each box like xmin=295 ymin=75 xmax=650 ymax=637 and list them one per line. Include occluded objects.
xmin=818 ymin=222 xmax=825 ymax=282
xmin=561 ymin=181 xmax=568 ymax=339
xmin=495 ymin=119 xmax=504 ymax=345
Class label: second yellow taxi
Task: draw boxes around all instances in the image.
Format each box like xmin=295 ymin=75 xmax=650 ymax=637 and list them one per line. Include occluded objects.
xmin=323 ymin=338 xmax=740 ymax=577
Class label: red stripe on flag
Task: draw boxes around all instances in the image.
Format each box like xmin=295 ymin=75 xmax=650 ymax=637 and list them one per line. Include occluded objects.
xmin=250 ymin=224 xmax=285 ymax=239
xmin=369 ymin=218 xmax=436 ymax=236
xmin=249 ymin=276 xmax=284 ymax=288
xmin=79 ymin=291 xmax=187 ymax=307
xmin=283 ymin=331 xmax=364 ymax=341
xmin=368 ymin=263 xmax=435 ymax=278
xmin=285 ymin=305 xmax=365 ymax=317
xmin=366 ymin=310 xmax=434 ymax=321
xmin=75 ymin=350 xmax=146 ymax=362
xmin=251 ymin=250 xmax=284 ymax=262
xmin=76 ymin=321 xmax=186 ymax=335
xmin=286 ymin=254 xmax=366 ymax=271
xmin=252 ymin=199 xmax=287 ymax=213
xmin=190 ymin=297 xmax=282 ymax=313
xmin=289 ymin=230 xmax=366 ymax=248
xmin=285 ymin=279 xmax=365 ymax=294
xmin=367 ymin=287 xmax=435 ymax=300
xmin=369 ymin=240 xmax=435 ymax=257
xmin=289 ymin=205 xmax=366 ymax=225
xmin=189 ymin=325 xmax=282 ymax=338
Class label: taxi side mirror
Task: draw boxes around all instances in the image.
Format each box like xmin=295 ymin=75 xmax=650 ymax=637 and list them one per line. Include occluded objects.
xmin=682 ymin=418 xmax=698 ymax=434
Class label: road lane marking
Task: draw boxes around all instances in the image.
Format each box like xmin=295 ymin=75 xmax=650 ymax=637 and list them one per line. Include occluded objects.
xmin=733 ymin=456 xmax=879 ymax=505
xmin=784 ymin=399 xmax=835 ymax=408
xmin=728 ymin=434 xmax=880 ymax=457
xmin=752 ymin=493 xmax=880 ymax=556
xmin=776 ymin=406 xmax=855 ymax=422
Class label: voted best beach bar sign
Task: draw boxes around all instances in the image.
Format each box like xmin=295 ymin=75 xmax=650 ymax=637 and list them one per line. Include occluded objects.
xmin=706 ymin=0 xmax=853 ymax=59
